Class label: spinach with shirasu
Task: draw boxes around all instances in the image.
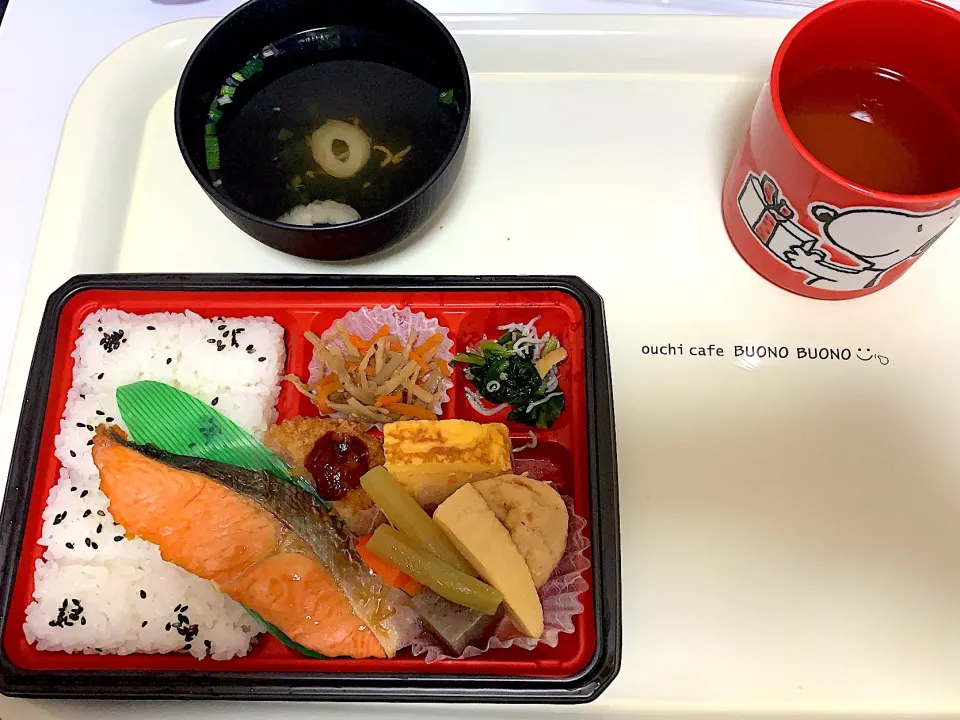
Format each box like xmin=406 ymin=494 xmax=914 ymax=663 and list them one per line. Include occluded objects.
xmin=451 ymin=319 xmax=566 ymax=428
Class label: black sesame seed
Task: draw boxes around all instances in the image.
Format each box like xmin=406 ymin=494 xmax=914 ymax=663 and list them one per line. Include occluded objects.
xmin=140 ymin=590 xmax=146 ymax=599
xmin=165 ymin=623 xmax=172 ymax=631
xmin=83 ymin=509 xmax=91 ymax=517
xmin=204 ymin=639 xmax=211 ymax=649
xmin=65 ymin=542 xmax=74 ymax=549
xmin=52 ymin=514 xmax=62 ymax=526
xmin=80 ymin=490 xmax=88 ymax=498
xmin=114 ymin=536 xmax=123 ymax=542
xmin=76 ymin=422 xmax=86 ymax=428
xmin=97 ymin=373 xmax=104 ymax=380
xmin=184 ymin=644 xmax=192 ymax=651
xmin=174 ymin=604 xmax=181 ymax=612
xmin=258 ymin=357 xmax=266 ymax=362
xmin=166 ymin=358 xmax=172 ymax=365
xmin=91 ymin=541 xmax=98 ymax=549
xmin=97 ymin=510 xmax=105 ymax=517
xmin=178 ymin=613 xmax=188 ymax=623
xmin=95 ymin=410 xmax=105 ymax=416
xmin=97 ymin=327 xmax=102 ymax=332
xmin=84 ymin=538 xmax=91 ymax=547
xmin=211 ymin=397 xmax=219 ymax=406
xmin=86 ymin=424 xmax=94 ymax=431
xmin=180 ymin=605 xmax=189 ymax=612
xmin=81 ymin=617 xmax=87 ymax=625
xmin=71 ymin=486 xmax=77 ymax=492
xmin=246 ymin=344 xmax=254 ymax=351
xmin=222 ymin=331 xmax=229 ymax=338
xmin=218 ymin=325 xmax=226 ymax=330
xmin=96 ymin=524 xmax=102 ymax=533
xmin=79 ymin=394 xmax=85 ymax=399
xmin=105 ymin=416 xmax=114 ymax=423
xmin=69 ymin=450 xmax=76 ymax=458
xmin=142 ymin=621 xmax=148 ymax=628
xmin=87 ymin=439 xmax=94 ymax=446
xmin=72 ymin=599 xmax=80 ymax=605
xmin=95 ymin=648 xmax=102 ymax=653
xmin=48 ymin=620 xmax=56 ymax=627
xmin=62 ymin=599 xmax=68 ymax=608
xmin=146 ymin=325 xmax=156 ymax=331
xmin=207 ymin=339 xmax=216 ymax=344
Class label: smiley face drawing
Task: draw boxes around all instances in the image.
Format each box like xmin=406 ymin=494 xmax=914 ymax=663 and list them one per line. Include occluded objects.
xmin=856 ymin=347 xmax=890 ymax=365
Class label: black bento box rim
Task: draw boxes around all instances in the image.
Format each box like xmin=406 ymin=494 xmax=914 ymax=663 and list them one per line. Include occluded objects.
xmin=0 ymin=274 xmax=621 ymax=704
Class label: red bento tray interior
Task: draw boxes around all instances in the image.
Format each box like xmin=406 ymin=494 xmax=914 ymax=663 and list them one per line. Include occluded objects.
xmin=4 ymin=289 xmax=594 ymax=678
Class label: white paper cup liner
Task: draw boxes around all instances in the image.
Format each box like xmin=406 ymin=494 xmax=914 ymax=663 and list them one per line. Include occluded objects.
xmin=410 ymin=495 xmax=590 ymax=663
xmin=308 ymin=306 xmax=454 ymax=423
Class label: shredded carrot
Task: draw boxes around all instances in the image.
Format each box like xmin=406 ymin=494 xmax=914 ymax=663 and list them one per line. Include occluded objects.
xmin=371 ymin=325 xmax=391 ymax=341
xmin=415 ymin=334 xmax=443 ymax=353
xmin=356 ymin=535 xmax=423 ymax=596
xmin=349 ymin=334 xmax=371 ymax=352
xmin=438 ymin=362 xmax=452 ymax=378
xmin=408 ymin=348 xmax=427 ymax=369
xmin=314 ymin=373 xmax=341 ymax=390
xmin=314 ymin=376 xmax=342 ymax=414
xmin=374 ymin=393 xmax=403 ymax=407
xmin=390 ymin=403 xmax=437 ymax=420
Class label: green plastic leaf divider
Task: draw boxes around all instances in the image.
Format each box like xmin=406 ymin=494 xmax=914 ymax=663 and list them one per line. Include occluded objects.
xmin=247 ymin=609 xmax=327 ymax=659
xmin=115 ymin=381 xmax=322 ymax=503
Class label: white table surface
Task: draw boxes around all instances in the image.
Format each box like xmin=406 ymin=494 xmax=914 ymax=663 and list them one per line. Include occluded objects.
xmin=0 ymin=1 xmax=808 ymax=718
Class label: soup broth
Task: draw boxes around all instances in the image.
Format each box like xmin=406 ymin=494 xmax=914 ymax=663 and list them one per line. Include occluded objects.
xmin=204 ymin=27 xmax=462 ymax=224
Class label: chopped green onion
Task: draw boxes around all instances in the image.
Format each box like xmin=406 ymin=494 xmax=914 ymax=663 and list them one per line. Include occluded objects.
xmin=278 ymin=128 xmax=295 ymax=142
xmin=207 ymin=107 xmax=223 ymax=122
xmin=205 ymin=135 xmax=220 ymax=171
xmin=439 ymin=89 xmax=455 ymax=105
xmin=205 ymin=123 xmax=216 ymax=136
xmin=219 ymin=85 xmax=236 ymax=97
xmin=477 ymin=340 xmax=511 ymax=356
xmin=452 ymin=353 xmax=485 ymax=366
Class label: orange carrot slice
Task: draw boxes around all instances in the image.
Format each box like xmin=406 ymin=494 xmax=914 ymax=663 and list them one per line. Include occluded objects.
xmin=375 ymin=393 xmax=403 ymax=407
xmin=356 ymin=535 xmax=423 ymax=596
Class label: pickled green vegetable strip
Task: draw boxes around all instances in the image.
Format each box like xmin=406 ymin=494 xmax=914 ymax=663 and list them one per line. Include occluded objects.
xmin=208 ymin=107 xmax=223 ymax=122
xmin=219 ymin=84 xmax=236 ymax=97
xmin=360 ymin=467 xmax=475 ymax=576
xmin=205 ymin=123 xmax=217 ymax=136
xmin=367 ymin=525 xmax=502 ymax=615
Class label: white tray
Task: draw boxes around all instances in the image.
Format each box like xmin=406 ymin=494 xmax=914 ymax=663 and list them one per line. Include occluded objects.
xmin=5 ymin=13 xmax=960 ymax=718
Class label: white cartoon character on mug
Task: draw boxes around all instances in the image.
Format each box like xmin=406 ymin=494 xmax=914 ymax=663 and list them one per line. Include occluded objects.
xmin=783 ymin=201 xmax=960 ymax=290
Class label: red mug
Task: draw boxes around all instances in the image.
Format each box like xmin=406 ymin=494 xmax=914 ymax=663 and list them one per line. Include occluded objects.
xmin=722 ymin=0 xmax=960 ymax=300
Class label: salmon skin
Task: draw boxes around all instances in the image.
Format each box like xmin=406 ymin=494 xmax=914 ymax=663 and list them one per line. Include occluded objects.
xmin=92 ymin=426 xmax=417 ymax=658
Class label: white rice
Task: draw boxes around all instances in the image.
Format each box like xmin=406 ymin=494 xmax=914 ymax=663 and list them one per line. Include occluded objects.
xmin=24 ymin=309 xmax=286 ymax=659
